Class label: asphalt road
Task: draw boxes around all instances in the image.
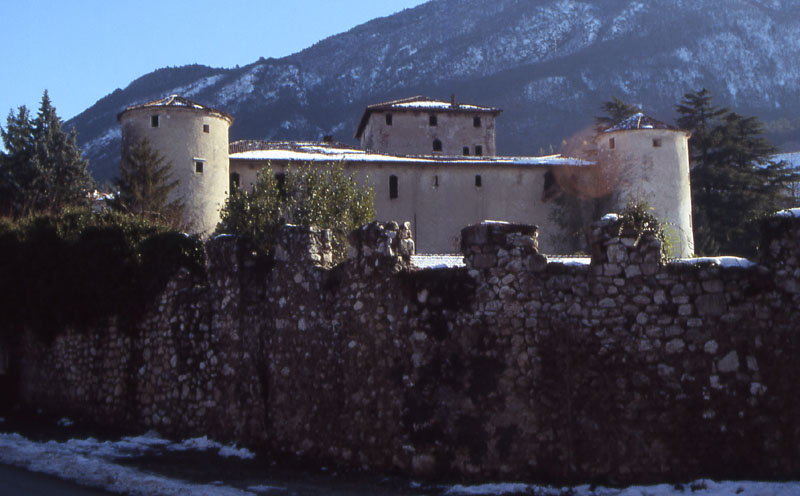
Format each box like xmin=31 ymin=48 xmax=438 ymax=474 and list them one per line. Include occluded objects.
xmin=0 ymin=463 xmax=114 ymax=496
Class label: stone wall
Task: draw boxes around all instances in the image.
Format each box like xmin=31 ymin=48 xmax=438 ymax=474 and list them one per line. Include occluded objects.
xmin=13 ymin=214 xmax=800 ymax=484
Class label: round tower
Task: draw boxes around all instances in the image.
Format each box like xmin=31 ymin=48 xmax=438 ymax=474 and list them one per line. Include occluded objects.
xmin=117 ymin=95 xmax=233 ymax=235
xmin=597 ymin=113 xmax=694 ymax=257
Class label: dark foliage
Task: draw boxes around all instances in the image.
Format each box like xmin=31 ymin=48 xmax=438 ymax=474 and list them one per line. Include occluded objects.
xmin=0 ymin=209 xmax=204 ymax=342
xmin=0 ymin=91 xmax=94 ymax=217
xmin=677 ymin=88 xmax=798 ymax=257
xmin=215 ymin=163 xmax=375 ymax=263
xmin=115 ymin=137 xmax=184 ymax=227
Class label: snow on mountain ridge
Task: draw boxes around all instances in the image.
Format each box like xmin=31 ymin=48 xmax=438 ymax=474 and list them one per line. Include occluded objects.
xmin=69 ymin=0 xmax=800 ymax=183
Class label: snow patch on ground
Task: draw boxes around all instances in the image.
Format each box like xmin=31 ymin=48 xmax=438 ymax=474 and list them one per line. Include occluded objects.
xmin=445 ymin=479 xmax=800 ymax=495
xmin=671 ymin=257 xmax=757 ymax=269
xmin=775 ymin=207 xmax=800 ymax=218
xmin=0 ymin=433 xmax=254 ymax=496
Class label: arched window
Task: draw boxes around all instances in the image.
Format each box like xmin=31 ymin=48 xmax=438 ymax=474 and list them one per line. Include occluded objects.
xmin=433 ymin=139 xmax=442 ymax=152
xmin=389 ymin=175 xmax=398 ymax=199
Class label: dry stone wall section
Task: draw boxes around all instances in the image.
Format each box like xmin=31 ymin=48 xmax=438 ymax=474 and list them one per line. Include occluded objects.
xmin=14 ymin=215 xmax=800 ymax=484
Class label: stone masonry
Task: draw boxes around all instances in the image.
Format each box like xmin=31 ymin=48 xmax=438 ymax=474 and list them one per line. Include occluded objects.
xmin=13 ymin=214 xmax=800 ymax=484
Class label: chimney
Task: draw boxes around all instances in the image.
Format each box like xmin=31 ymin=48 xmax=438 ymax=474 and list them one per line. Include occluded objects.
xmin=450 ymin=94 xmax=457 ymax=108
xmin=322 ymin=135 xmax=334 ymax=143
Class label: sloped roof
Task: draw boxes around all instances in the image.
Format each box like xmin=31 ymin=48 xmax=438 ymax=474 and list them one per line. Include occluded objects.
xmin=604 ymin=112 xmax=674 ymax=132
xmin=355 ymin=96 xmax=502 ymax=139
xmin=117 ymin=94 xmax=234 ymax=124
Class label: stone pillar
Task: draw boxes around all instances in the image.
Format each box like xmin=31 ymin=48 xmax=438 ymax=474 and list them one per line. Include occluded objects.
xmin=590 ymin=214 xmax=663 ymax=279
xmin=274 ymin=225 xmax=335 ymax=269
xmin=761 ymin=211 xmax=800 ymax=294
xmin=460 ymin=221 xmax=545 ymax=274
xmin=347 ymin=221 xmax=414 ymax=274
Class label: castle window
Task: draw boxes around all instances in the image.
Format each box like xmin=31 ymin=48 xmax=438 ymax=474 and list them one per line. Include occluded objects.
xmin=194 ymin=159 xmax=204 ymax=174
xmin=429 ymin=115 xmax=437 ymax=126
xmin=275 ymin=172 xmax=287 ymax=198
xmin=463 ymin=146 xmax=470 ymax=156
xmin=389 ymin=175 xmax=398 ymax=199
xmin=433 ymin=139 xmax=442 ymax=152
xmin=609 ymin=137 xmax=615 ymax=149
xmin=474 ymin=116 xmax=482 ymax=127
xmin=151 ymin=115 xmax=159 ymax=128
xmin=475 ymin=145 xmax=483 ymax=156
xmin=475 ymin=175 xmax=482 ymax=187
xmin=653 ymin=138 xmax=662 ymax=147
xmin=385 ymin=113 xmax=393 ymax=125
xmin=203 ymin=124 xmax=210 ymax=133
xmin=434 ymin=175 xmax=439 ymax=188
xmin=230 ymin=172 xmax=240 ymax=191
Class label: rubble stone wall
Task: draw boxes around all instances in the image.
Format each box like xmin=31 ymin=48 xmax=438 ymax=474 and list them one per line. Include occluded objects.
xmin=14 ymin=215 xmax=800 ymax=484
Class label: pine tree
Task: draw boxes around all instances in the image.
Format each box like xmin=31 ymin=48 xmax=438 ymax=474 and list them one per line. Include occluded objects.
xmin=31 ymin=90 xmax=94 ymax=212
xmin=0 ymin=91 xmax=94 ymax=217
xmin=594 ymin=97 xmax=642 ymax=128
xmin=676 ymin=89 xmax=798 ymax=256
xmin=115 ymin=137 xmax=184 ymax=226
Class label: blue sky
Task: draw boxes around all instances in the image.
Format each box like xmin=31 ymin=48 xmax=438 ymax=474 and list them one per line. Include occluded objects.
xmin=0 ymin=0 xmax=429 ymax=122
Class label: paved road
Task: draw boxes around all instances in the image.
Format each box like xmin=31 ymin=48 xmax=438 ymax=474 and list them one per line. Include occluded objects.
xmin=0 ymin=464 xmax=114 ymax=496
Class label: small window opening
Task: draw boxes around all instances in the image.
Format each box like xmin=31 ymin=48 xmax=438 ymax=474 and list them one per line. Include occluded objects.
xmin=434 ymin=175 xmax=439 ymax=188
xmin=475 ymin=175 xmax=482 ymax=187
xmin=653 ymin=138 xmax=662 ymax=147
xmin=385 ymin=113 xmax=393 ymax=125
xmin=433 ymin=139 xmax=442 ymax=152
xmin=230 ymin=172 xmax=240 ymax=191
xmin=194 ymin=160 xmax=204 ymax=174
xmin=151 ymin=115 xmax=159 ymax=128
xmin=463 ymin=146 xmax=470 ymax=156
xmin=203 ymin=124 xmax=210 ymax=133
xmin=475 ymin=145 xmax=483 ymax=156
xmin=389 ymin=175 xmax=398 ymax=199
xmin=473 ymin=116 xmax=482 ymax=127
xmin=609 ymin=137 xmax=615 ymax=149
xmin=275 ymin=172 xmax=287 ymax=198
xmin=429 ymin=115 xmax=438 ymax=126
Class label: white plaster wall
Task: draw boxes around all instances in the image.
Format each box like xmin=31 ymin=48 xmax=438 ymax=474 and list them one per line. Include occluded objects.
xmin=361 ymin=110 xmax=497 ymax=157
xmin=231 ymin=159 xmax=563 ymax=254
xmin=598 ymin=129 xmax=694 ymax=257
xmin=120 ymin=107 xmax=231 ymax=235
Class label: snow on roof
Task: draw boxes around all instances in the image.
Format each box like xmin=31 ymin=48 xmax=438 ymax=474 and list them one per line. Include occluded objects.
xmin=670 ymin=257 xmax=757 ymax=269
xmin=118 ymin=94 xmax=233 ymax=123
xmin=355 ymin=95 xmax=502 ymax=138
xmin=605 ymin=112 xmax=675 ymax=132
xmin=228 ymin=141 xmax=593 ymax=168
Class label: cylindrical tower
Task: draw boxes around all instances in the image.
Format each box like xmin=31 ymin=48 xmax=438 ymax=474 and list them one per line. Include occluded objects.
xmin=597 ymin=113 xmax=694 ymax=257
xmin=117 ymin=95 xmax=233 ymax=235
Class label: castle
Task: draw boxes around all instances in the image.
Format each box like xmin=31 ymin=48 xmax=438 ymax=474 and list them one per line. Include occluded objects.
xmin=118 ymin=95 xmax=694 ymax=256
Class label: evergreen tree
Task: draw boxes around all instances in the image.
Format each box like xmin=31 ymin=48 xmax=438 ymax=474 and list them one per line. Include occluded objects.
xmin=594 ymin=97 xmax=642 ymax=128
xmin=216 ymin=163 xmax=375 ymax=262
xmin=115 ymin=137 xmax=184 ymax=226
xmin=0 ymin=91 xmax=93 ymax=217
xmin=676 ymin=89 xmax=797 ymax=256
xmin=31 ymin=91 xmax=94 ymax=212
xmin=0 ymin=106 xmax=36 ymax=215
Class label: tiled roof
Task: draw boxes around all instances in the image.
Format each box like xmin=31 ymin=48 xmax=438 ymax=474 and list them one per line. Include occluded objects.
xmin=355 ymin=95 xmax=502 ymax=139
xmin=605 ymin=112 xmax=674 ymax=132
xmin=117 ymin=94 xmax=234 ymax=123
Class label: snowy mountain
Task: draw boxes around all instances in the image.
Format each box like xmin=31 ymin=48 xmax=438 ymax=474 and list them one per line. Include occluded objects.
xmin=68 ymin=0 xmax=800 ymax=183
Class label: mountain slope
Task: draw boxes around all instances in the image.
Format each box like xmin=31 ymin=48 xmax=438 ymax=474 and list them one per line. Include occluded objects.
xmin=68 ymin=0 xmax=800 ymax=183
